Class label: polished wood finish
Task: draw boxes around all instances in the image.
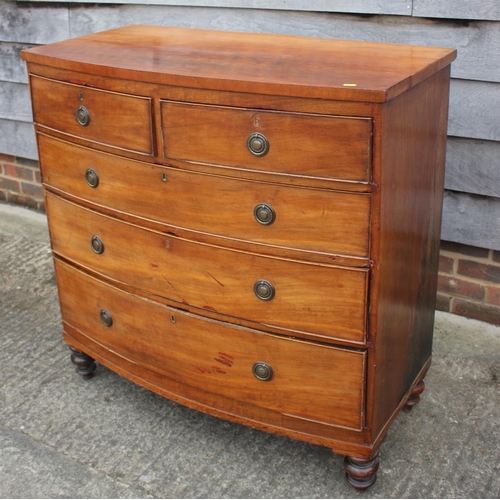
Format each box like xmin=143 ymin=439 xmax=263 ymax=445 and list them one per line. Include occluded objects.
xmin=56 ymin=259 xmax=366 ymax=430
xmin=30 ymin=75 xmax=154 ymax=155
xmin=46 ymin=192 xmax=368 ymax=343
xmin=38 ymin=133 xmax=371 ymax=258
xmin=405 ymin=381 xmax=426 ymax=409
xmin=22 ymin=26 xmax=455 ymax=489
xmin=69 ymin=347 xmax=96 ymax=379
xmin=21 ymin=25 xmax=456 ymax=102
xmin=344 ymin=451 xmax=380 ymax=490
xmin=370 ymin=67 xmax=451 ymax=439
xmin=161 ymin=101 xmax=372 ymax=181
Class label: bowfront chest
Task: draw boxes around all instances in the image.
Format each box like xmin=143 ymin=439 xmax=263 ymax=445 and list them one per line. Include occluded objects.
xmin=22 ymin=26 xmax=456 ymax=490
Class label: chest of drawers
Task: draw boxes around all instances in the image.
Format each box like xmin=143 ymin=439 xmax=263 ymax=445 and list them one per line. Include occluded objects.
xmin=22 ymin=26 xmax=455 ymax=490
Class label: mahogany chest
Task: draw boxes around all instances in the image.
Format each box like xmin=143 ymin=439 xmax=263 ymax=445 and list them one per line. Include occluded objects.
xmin=22 ymin=26 xmax=456 ymax=489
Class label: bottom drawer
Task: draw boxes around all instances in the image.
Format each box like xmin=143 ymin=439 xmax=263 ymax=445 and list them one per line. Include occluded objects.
xmin=55 ymin=259 xmax=366 ymax=430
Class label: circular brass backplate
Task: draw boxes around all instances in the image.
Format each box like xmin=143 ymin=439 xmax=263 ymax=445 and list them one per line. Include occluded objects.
xmin=247 ymin=132 xmax=269 ymax=157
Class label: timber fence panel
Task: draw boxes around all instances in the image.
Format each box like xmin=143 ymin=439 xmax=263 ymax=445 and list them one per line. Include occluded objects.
xmin=442 ymin=191 xmax=500 ymax=251
xmin=413 ymin=0 xmax=500 ymax=21
xmin=445 ymin=138 xmax=500 ymax=199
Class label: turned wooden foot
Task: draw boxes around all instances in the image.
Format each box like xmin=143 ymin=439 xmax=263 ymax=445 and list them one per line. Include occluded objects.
xmin=405 ymin=380 xmax=425 ymax=409
xmin=69 ymin=347 xmax=96 ymax=379
xmin=343 ymin=451 xmax=379 ymax=490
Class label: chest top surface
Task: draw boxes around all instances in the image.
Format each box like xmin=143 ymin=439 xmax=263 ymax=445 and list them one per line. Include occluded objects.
xmin=22 ymin=25 xmax=456 ymax=102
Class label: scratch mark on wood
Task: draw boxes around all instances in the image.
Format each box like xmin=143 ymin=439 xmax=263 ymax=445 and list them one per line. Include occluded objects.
xmin=164 ymin=277 xmax=177 ymax=292
xmin=211 ymin=366 xmax=227 ymax=375
xmin=195 ymin=366 xmax=211 ymax=374
xmin=215 ymin=352 xmax=234 ymax=367
xmin=207 ymin=271 xmax=225 ymax=287
xmin=195 ymin=365 xmax=226 ymax=375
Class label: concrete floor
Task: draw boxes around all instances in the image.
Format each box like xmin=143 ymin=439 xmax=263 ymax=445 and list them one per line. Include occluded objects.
xmin=1 ymin=201 xmax=499 ymax=499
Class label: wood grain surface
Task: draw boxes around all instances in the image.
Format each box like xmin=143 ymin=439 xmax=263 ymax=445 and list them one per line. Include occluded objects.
xmin=370 ymin=67 xmax=450 ymax=437
xmin=413 ymin=0 xmax=500 ymax=21
xmin=21 ymin=25 xmax=456 ymax=102
xmin=0 ymin=42 xmax=30 ymax=84
xmin=55 ymin=258 xmax=366 ymax=430
xmin=0 ymin=118 xmax=37 ymax=159
xmin=162 ymin=101 xmax=371 ymax=181
xmin=23 ymin=25 xmax=456 ymax=467
xmin=445 ymin=138 xmax=500 ymax=198
xmin=30 ymin=75 xmax=154 ymax=155
xmin=0 ymin=81 xmax=32 ymax=122
xmin=441 ymin=191 xmax=500 ymax=252
xmin=46 ymin=192 xmax=368 ymax=343
xmin=21 ymin=0 xmax=412 ymax=16
xmin=39 ymin=134 xmax=372 ymax=258
xmin=449 ymin=79 xmax=500 ymax=142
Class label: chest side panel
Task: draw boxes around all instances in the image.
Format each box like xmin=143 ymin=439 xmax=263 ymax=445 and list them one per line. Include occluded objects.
xmin=370 ymin=67 xmax=451 ymax=439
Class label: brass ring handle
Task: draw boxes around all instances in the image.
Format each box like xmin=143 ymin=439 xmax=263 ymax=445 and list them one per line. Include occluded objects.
xmin=85 ymin=168 xmax=99 ymax=188
xmin=254 ymin=279 xmax=275 ymax=301
xmin=91 ymin=235 xmax=104 ymax=254
xmin=254 ymin=203 xmax=275 ymax=226
xmin=247 ymin=132 xmax=269 ymax=157
xmin=252 ymin=361 xmax=273 ymax=381
xmin=76 ymin=105 xmax=90 ymax=127
xmin=100 ymin=309 xmax=113 ymax=327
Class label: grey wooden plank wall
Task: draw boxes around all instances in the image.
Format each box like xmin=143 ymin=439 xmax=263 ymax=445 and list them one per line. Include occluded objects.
xmin=1 ymin=1 xmax=499 ymax=250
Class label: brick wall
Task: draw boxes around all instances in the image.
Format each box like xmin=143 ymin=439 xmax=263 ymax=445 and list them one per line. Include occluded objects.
xmin=0 ymin=153 xmax=44 ymax=211
xmin=1 ymin=154 xmax=499 ymax=326
xmin=438 ymin=242 xmax=500 ymax=326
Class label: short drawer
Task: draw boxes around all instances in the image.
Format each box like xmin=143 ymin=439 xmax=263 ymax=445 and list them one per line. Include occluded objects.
xmin=30 ymin=75 xmax=153 ymax=155
xmin=47 ymin=193 xmax=368 ymax=343
xmin=39 ymin=134 xmax=370 ymax=257
xmin=161 ymin=101 xmax=371 ymax=182
xmin=55 ymin=259 xmax=366 ymax=430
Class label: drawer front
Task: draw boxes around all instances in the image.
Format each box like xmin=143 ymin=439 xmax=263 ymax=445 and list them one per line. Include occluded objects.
xmin=161 ymin=101 xmax=371 ymax=182
xmin=30 ymin=75 xmax=153 ymax=155
xmin=47 ymin=193 xmax=368 ymax=343
xmin=55 ymin=259 xmax=366 ymax=430
xmin=39 ymin=134 xmax=371 ymax=257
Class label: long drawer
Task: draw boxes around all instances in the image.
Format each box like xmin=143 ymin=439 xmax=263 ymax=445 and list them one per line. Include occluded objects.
xmin=47 ymin=193 xmax=368 ymax=343
xmin=161 ymin=101 xmax=372 ymax=182
xmin=30 ymin=75 xmax=154 ymax=155
xmin=39 ymin=134 xmax=371 ymax=258
xmin=55 ymin=258 xmax=366 ymax=430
